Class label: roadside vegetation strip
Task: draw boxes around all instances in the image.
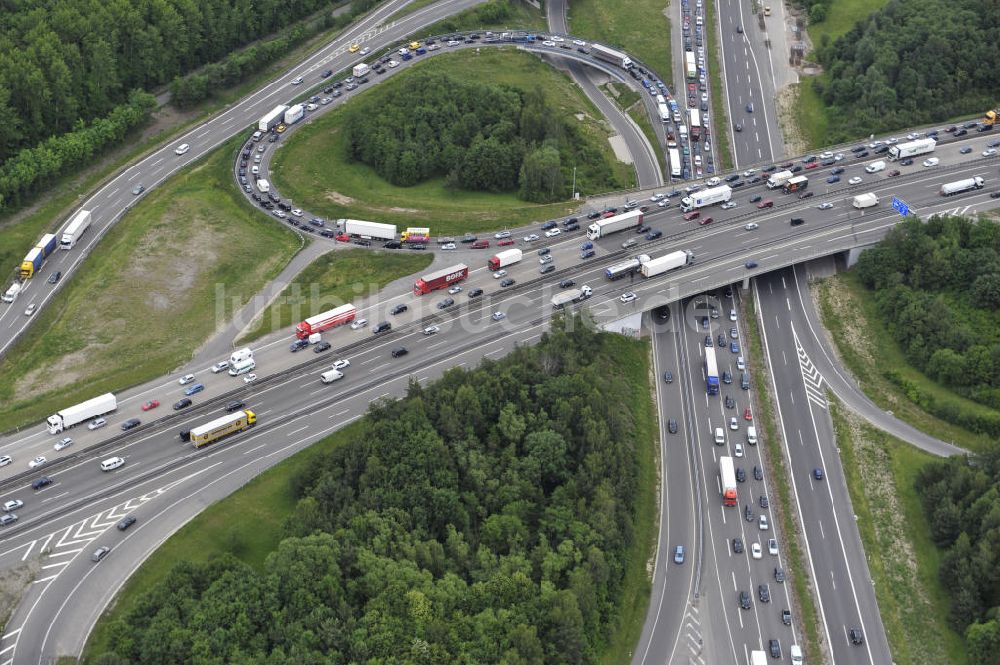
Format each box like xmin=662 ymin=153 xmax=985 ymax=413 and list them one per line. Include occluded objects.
xmin=238 ymin=249 xmax=433 ymax=343
xmin=413 ymin=0 xmax=549 ymax=35
xmin=828 ymin=397 xmax=967 ymax=665
xmin=272 ymin=49 xmax=631 ymax=234
xmin=744 ymin=294 xmax=822 ymax=665
xmin=567 ymin=0 xmax=671 ymax=80
xmin=0 ymin=135 xmax=300 ymax=434
xmin=704 ymin=0 xmax=733 ymax=172
xmin=814 ymin=273 xmax=994 ymax=453
xmin=83 ymin=321 xmax=657 ymax=663
xmin=626 ymin=105 xmax=667 ymax=176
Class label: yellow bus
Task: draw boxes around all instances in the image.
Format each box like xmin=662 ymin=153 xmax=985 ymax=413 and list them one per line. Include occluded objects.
xmin=184 ymin=410 xmax=256 ymax=448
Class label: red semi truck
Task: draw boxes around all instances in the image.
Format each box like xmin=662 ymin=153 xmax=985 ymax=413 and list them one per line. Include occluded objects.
xmin=413 ymin=264 xmax=469 ymax=295
xmin=295 ymin=304 xmax=357 ymax=339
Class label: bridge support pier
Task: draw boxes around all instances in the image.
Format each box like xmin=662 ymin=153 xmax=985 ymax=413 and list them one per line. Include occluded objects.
xmin=845 ymin=246 xmax=870 ymax=268
xmin=741 ymin=276 xmax=751 ymax=291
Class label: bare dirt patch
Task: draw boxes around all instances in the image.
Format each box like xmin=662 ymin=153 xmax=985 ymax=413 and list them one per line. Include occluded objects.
xmin=775 ymin=86 xmax=808 ymax=158
xmin=386 ymin=206 xmax=421 ymax=214
xmin=0 ymin=560 xmax=41 ymax=629
xmin=325 ymin=191 xmax=356 ymax=206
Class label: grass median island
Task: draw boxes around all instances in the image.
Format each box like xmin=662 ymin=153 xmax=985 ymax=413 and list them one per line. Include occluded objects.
xmin=829 ymin=398 xmax=967 ymax=665
xmin=271 ymin=49 xmax=633 ymax=235
xmin=84 ymin=319 xmax=659 ymax=664
xmin=0 ymin=136 xmax=299 ymax=432
xmin=238 ymin=248 xmax=433 ymax=342
xmin=567 ymin=0 xmax=670 ymax=79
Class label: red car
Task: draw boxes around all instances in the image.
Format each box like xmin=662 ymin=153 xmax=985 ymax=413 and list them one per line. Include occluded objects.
xmin=335 ymin=233 xmax=349 ymax=242
xmin=887 ymin=169 xmax=901 ymax=177
xmin=141 ymin=400 xmax=160 ymax=411
xmin=498 ymin=239 xmax=515 ymax=246
xmin=804 ymin=162 xmax=819 ymax=169
xmin=683 ymin=210 xmax=700 ymax=221
xmin=602 ymin=211 xmax=616 ymax=218
xmin=698 ymin=217 xmax=714 ymax=225
xmin=757 ymin=200 xmax=774 ymax=209
xmin=744 ymin=407 xmax=753 ymax=421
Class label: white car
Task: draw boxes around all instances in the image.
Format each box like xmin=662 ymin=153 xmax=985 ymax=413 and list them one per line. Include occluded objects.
xmin=493 ymin=270 xmax=507 ymax=279
xmin=441 ymin=243 xmax=456 ymax=250
xmin=333 ymin=359 xmax=351 ymax=370
xmin=178 ymin=374 xmax=196 ymax=385
xmin=545 ymin=228 xmax=561 ymax=237
xmin=721 ymin=201 xmax=737 ymax=210
xmin=649 ymin=193 xmax=663 ymax=202
xmin=737 ymin=356 xmax=745 ymax=370
xmin=759 ymin=515 xmax=769 ymax=530
xmin=572 ymin=39 xmax=587 ymax=46
xmin=735 ymin=442 xmax=744 ymax=457
xmin=0 ymin=455 xmax=11 ymax=467
xmin=742 ymin=168 xmax=757 ymax=177
xmin=360 ymin=47 xmax=370 ymax=55
xmin=28 ymin=456 xmax=47 ymax=469
xmin=848 ymin=176 xmax=863 ymax=185
xmin=923 ymin=157 xmax=940 ymax=167
xmin=54 ymin=437 xmax=73 ymax=451
xmin=744 ymin=222 xmax=758 ymax=231
xmin=984 ymin=148 xmax=998 ymax=157
xmin=729 ymin=309 xmax=737 ymax=321
xmin=494 ymin=230 xmax=512 ymax=239
xmin=350 ymin=318 xmax=368 ymax=330
xmin=320 ymin=98 xmax=332 ymax=105
xmin=620 ymin=292 xmax=637 ymax=303
xmin=834 ymin=152 xmax=845 ymax=161
xmin=291 ymin=76 xmax=303 ymax=85
xmin=243 ymin=373 xmax=257 ymax=383
xmin=542 ymin=40 xmax=556 ymax=47
xmin=211 ymin=361 xmax=229 ymax=373
xmin=24 ymin=304 xmax=36 ymax=316
xmin=539 ymin=255 xmax=553 ymax=265
xmin=817 ymin=202 xmax=834 ymax=210
xmin=768 ymin=538 xmax=778 ymax=555
xmin=818 ymin=151 xmax=833 ymax=159
xmin=706 ymin=177 xmax=721 ymax=186
xmin=448 ymin=285 xmax=462 ymax=294
xmin=550 ymin=35 xmax=565 ymax=42
xmin=657 ymin=199 xmax=669 ymax=208
xmin=730 ymin=417 xmax=739 ymax=431
xmin=523 ymin=234 xmax=540 ymax=242
xmin=422 ymin=325 xmax=440 ymax=336
xmin=175 ymin=143 xmax=190 ymax=155
xmin=751 ymin=542 xmax=762 ymax=559
xmin=446 ymin=40 xmax=461 ymax=47
xmin=3 ymin=500 xmax=23 ymax=512
xmin=305 ymin=103 xmax=318 ymax=112
xmin=291 ymin=209 xmax=303 ymax=217
xmin=492 ymin=311 xmax=506 ymax=321
xmin=387 ymin=60 xmax=399 ymax=68
xmin=88 ymin=417 xmax=107 ymax=430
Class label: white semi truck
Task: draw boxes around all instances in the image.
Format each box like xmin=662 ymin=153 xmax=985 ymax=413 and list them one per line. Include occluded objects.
xmin=60 ymin=209 xmax=92 ymax=249
xmin=766 ymin=170 xmax=794 ymax=189
xmin=586 ymin=209 xmax=643 ymax=240
xmin=338 ymin=219 xmax=397 ymax=240
xmin=550 ymin=285 xmax=593 ymax=309
xmin=640 ymin=250 xmax=695 ymax=277
xmin=888 ymin=137 xmax=936 ymax=161
xmin=258 ymin=105 xmax=288 ymax=132
xmin=940 ymin=177 xmax=985 ymax=196
xmin=47 ymin=393 xmax=117 ymax=434
xmin=680 ymin=185 xmax=732 ymax=212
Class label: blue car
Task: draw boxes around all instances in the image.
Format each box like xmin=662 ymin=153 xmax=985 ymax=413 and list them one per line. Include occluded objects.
xmin=831 ymin=167 xmax=845 ymax=175
xmin=674 ymin=545 xmax=685 ymax=564
xmin=731 ymin=341 xmax=740 ymax=354
xmin=813 ymin=468 xmax=824 ymax=480
xmin=581 ymin=249 xmax=596 ymax=259
xmin=581 ymin=241 xmax=594 ymax=250
xmin=184 ymin=383 xmax=205 ymax=396
xmin=826 ymin=175 xmax=840 ymax=184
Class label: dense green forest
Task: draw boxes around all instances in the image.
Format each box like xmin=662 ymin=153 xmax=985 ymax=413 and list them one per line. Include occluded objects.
xmin=811 ymin=0 xmax=999 ymax=141
xmin=855 ymin=215 xmax=1000 ymax=433
xmin=344 ymin=70 xmax=617 ymax=202
xmin=915 ymin=449 xmax=1000 ymax=662
xmin=97 ymin=319 xmax=651 ymax=664
xmin=0 ymin=0 xmax=383 ymax=211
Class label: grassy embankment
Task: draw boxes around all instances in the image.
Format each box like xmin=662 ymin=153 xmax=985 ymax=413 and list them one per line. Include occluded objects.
xmin=829 ymin=398 xmax=968 ymax=665
xmin=815 ymin=272 xmax=995 ymax=453
xmin=272 ymin=48 xmax=634 ymax=236
xmin=704 ymin=0 xmax=733 ymax=172
xmin=83 ymin=332 xmax=660 ymax=665
xmin=238 ymin=249 xmax=433 ymax=342
xmin=0 ymin=136 xmax=300 ymax=432
xmin=743 ymin=294 xmax=823 ymax=665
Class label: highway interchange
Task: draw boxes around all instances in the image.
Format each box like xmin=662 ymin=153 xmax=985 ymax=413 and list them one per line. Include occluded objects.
xmin=0 ymin=0 xmax=992 ymax=662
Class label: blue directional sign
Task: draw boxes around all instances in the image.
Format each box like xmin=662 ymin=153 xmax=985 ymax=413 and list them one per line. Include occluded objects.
xmin=891 ymin=196 xmax=910 ymax=217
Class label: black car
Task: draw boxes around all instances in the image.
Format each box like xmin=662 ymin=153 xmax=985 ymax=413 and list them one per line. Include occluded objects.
xmin=173 ymin=398 xmax=192 ymax=410
xmin=725 ymin=174 xmax=740 ymax=182
xmin=48 ymin=271 xmax=61 ymax=284
xmin=849 ymin=628 xmax=865 ymax=645
xmin=321 ymin=69 xmax=333 ymax=78
xmin=851 ymin=146 xmax=866 ymax=153
xmin=468 ymin=288 xmax=483 ymax=298
xmin=500 ymin=278 xmax=515 ymax=287
xmin=390 ymin=304 xmax=408 ymax=315
xmin=739 ymin=591 xmax=751 ymax=610
xmin=565 ymin=223 xmax=580 ymax=231
xmin=750 ymin=194 xmax=762 ymax=203
xmin=874 ymin=145 xmax=889 ymax=154
xmin=460 ymin=235 xmax=477 ymax=243
xmin=856 ymin=150 xmax=870 ymax=158
xmin=759 ymin=584 xmax=770 ymax=603
xmin=790 ymin=165 xmax=803 ymax=173
xmin=437 ymin=298 xmax=454 ymax=309
xmin=559 ymin=279 xmax=576 ymax=288
xmin=373 ymin=321 xmax=391 ymax=334
xmin=313 ymin=341 xmax=332 ymax=353
xmin=668 ymin=419 xmax=678 ymax=434
xmin=754 ymin=465 xmax=763 ymax=480
xmin=745 ymin=504 xmax=754 ymax=522
xmin=541 ymin=220 xmax=558 ymax=230
xmin=663 ymin=370 xmax=673 ymax=383
xmin=320 ymin=229 xmax=335 ymax=237
xmin=121 ymin=418 xmax=141 ymax=431
xmin=562 ymin=217 xmax=579 ymax=227
xmin=732 ymin=537 xmax=744 ymax=554
xmin=769 ymin=639 xmax=781 ymax=659
xmin=289 ymin=339 xmax=308 ymax=352
xmin=790 ymin=217 xmax=805 ymax=226
xmin=587 ymin=211 xmax=602 ymax=219
xmin=704 ymin=335 xmax=712 ymax=347
xmin=117 ymin=515 xmax=137 ymax=531
xmin=900 ymin=158 xmax=914 ymax=166
xmin=383 ymin=240 xmax=402 ymax=249
xmin=775 ymin=567 xmax=785 ymax=583
xmin=991 ymin=192 xmax=1000 ymax=199
xmin=736 ymin=467 xmax=746 ymax=483
xmin=391 ymin=347 xmax=408 ymax=358
xmin=354 ymin=239 xmax=372 ymax=246
xmin=798 ymin=191 xmax=814 ymax=199
xmin=32 ymin=477 xmax=52 ymax=490
xmin=646 ymin=230 xmax=663 ymax=240
xmin=820 ymin=159 xmax=835 ymax=166
xmin=718 ymin=334 xmax=727 ymax=347
xmin=725 ymin=394 xmax=736 ymax=409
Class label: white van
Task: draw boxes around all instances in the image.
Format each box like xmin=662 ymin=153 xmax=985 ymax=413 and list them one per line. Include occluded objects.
xmin=321 ymin=369 xmax=344 ymax=384
xmin=230 ymin=347 xmax=253 ymax=365
xmin=229 ymin=358 xmax=256 ymax=376
xmin=864 ymin=160 xmax=886 ymax=173
xmin=714 ymin=427 xmax=725 ymax=445
xmin=747 ymin=426 xmax=758 ymax=445
xmin=790 ymin=644 xmax=803 ymax=665
xmin=101 ymin=456 xmax=125 ymax=472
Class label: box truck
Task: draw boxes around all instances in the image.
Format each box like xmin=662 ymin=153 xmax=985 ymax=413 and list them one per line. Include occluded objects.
xmin=586 ymin=209 xmax=643 ymax=240
xmin=352 ymin=63 xmax=371 ymax=78
xmin=283 ymin=104 xmax=304 ymax=125
xmin=60 ymin=209 xmax=92 ymax=249
xmin=680 ymin=185 xmax=732 ymax=212
xmin=47 ymin=393 xmax=117 ymax=434
xmin=766 ymin=170 xmax=794 ymax=189
xmin=719 ymin=456 xmax=737 ymax=506
xmin=640 ymin=250 xmax=695 ymax=277
xmin=852 ymin=193 xmax=879 ymax=209
xmin=487 ymin=249 xmax=523 ymax=271
xmin=258 ymin=105 xmax=288 ymax=132
xmin=1 ymin=283 xmax=21 ymax=303
xmin=256 ymin=179 xmax=270 ymax=194
xmin=888 ymin=137 xmax=936 ymax=161
xmin=782 ymin=176 xmax=808 ymax=193
xmin=413 ymin=264 xmax=469 ymax=295
xmin=550 ymin=285 xmax=593 ymax=309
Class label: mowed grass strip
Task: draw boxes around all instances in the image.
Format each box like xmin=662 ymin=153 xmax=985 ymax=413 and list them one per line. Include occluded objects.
xmin=567 ymin=0 xmax=671 ymax=80
xmin=271 ymin=49 xmax=629 ymax=235
xmin=238 ymin=248 xmax=433 ymax=342
xmin=0 ymin=136 xmax=299 ymax=432
xmin=815 ymin=272 xmax=994 ymax=452
xmin=829 ymin=398 xmax=967 ymax=665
